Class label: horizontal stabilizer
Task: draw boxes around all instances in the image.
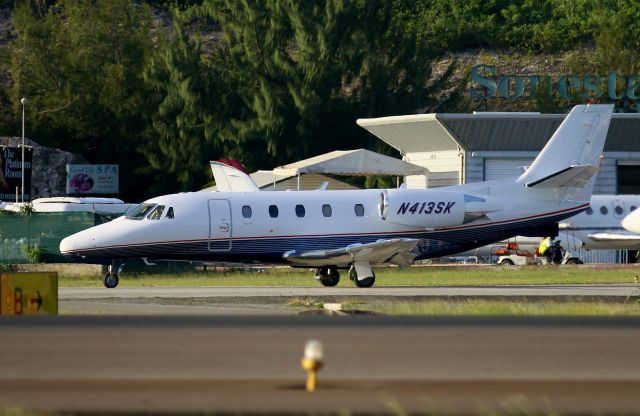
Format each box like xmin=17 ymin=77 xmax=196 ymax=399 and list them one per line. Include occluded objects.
xmin=525 ymin=165 xmax=598 ymax=188
xmin=283 ymin=238 xmax=419 ymax=267
xmin=210 ymin=161 xmax=260 ymax=192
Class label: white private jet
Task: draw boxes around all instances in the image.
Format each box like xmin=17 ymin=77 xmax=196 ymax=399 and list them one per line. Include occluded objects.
xmin=459 ymin=194 xmax=640 ymax=261
xmin=60 ymin=104 xmax=613 ymax=288
xmin=559 ymin=194 xmax=640 ymax=250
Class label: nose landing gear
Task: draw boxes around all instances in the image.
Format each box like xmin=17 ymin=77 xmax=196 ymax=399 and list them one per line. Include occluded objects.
xmin=103 ymin=261 xmax=125 ymax=288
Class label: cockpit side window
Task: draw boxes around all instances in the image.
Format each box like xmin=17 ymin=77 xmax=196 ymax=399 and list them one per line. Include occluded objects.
xmin=125 ymin=203 xmax=157 ymax=220
xmin=147 ymin=205 xmax=165 ymax=220
xmin=166 ymin=207 xmax=174 ymax=219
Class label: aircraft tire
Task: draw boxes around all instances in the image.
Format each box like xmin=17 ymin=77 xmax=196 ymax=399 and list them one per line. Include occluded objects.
xmin=317 ymin=267 xmax=340 ymax=287
xmin=354 ymin=274 xmax=375 ymax=288
xmin=103 ymin=272 xmax=119 ymax=289
xmin=349 ymin=267 xmax=376 ymax=288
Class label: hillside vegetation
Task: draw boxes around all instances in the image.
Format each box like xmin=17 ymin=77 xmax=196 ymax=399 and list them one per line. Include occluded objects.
xmin=1 ymin=0 xmax=637 ymax=201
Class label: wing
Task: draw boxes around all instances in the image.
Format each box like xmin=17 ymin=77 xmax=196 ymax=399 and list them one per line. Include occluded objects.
xmin=587 ymin=232 xmax=640 ymax=242
xmin=282 ymin=238 xmax=419 ymax=267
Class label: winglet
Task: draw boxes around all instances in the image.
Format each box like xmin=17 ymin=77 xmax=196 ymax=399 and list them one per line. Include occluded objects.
xmin=210 ymin=161 xmax=260 ymax=192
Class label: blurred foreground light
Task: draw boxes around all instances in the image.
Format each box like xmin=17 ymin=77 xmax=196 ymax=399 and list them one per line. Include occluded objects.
xmin=301 ymin=339 xmax=323 ymax=392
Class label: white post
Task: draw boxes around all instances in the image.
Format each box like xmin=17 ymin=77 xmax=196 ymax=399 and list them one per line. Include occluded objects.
xmin=20 ymin=97 xmax=26 ymax=202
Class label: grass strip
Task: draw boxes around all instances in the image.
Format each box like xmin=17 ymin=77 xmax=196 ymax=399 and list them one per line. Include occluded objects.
xmin=355 ymin=299 xmax=640 ymax=316
xmin=58 ymin=265 xmax=640 ymax=287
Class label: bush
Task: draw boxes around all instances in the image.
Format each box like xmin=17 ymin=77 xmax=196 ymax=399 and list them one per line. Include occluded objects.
xmin=21 ymin=244 xmax=42 ymax=263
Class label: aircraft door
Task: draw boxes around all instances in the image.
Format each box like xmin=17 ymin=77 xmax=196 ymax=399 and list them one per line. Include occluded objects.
xmin=208 ymin=199 xmax=232 ymax=251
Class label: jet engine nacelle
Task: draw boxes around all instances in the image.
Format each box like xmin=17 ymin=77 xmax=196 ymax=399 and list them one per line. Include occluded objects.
xmin=378 ymin=189 xmax=466 ymax=229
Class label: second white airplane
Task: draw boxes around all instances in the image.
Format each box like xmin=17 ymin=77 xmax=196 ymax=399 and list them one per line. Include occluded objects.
xmin=60 ymin=104 xmax=614 ymax=288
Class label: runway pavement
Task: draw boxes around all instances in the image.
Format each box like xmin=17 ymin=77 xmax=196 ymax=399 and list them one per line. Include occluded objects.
xmin=0 ymin=315 xmax=639 ymax=414
xmin=56 ymin=284 xmax=640 ymax=315
xmin=60 ymin=283 xmax=640 ymax=298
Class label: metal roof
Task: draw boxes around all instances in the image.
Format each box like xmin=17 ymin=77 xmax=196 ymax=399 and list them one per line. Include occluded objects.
xmin=202 ymin=171 xmax=359 ymax=191
xmin=604 ymin=114 xmax=640 ymax=151
xmin=356 ymin=114 xmax=458 ymax=153
xmin=358 ymin=112 xmax=640 ymax=153
xmin=273 ymin=149 xmax=429 ymax=176
xmin=251 ymin=172 xmax=359 ymax=191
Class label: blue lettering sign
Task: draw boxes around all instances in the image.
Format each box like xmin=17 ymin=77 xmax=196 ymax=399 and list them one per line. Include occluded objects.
xmin=396 ymin=202 xmax=456 ymax=215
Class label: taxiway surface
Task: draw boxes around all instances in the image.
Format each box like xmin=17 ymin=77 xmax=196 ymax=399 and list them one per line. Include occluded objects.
xmin=58 ymin=284 xmax=640 ymax=315
xmin=1 ymin=315 xmax=639 ymax=414
xmin=60 ymin=284 xmax=640 ymax=298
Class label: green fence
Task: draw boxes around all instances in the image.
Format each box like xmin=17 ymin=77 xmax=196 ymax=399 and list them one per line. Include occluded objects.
xmin=0 ymin=212 xmax=119 ymax=263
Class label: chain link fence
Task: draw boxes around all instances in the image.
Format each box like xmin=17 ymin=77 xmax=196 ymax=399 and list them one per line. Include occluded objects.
xmin=0 ymin=212 xmax=119 ymax=263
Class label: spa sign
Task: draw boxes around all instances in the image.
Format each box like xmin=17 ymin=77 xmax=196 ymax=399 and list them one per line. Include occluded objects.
xmin=469 ymin=64 xmax=640 ymax=100
xmin=66 ymin=164 xmax=119 ymax=194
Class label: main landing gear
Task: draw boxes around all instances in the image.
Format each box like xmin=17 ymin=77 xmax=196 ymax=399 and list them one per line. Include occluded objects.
xmin=103 ymin=261 xmax=125 ymax=288
xmin=349 ymin=265 xmax=375 ymax=288
xmin=314 ymin=263 xmax=376 ymax=288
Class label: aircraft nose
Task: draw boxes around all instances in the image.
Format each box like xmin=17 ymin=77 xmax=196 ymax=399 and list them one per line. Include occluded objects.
xmin=59 ymin=230 xmax=95 ymax=255
xmin=622 ymin=210 xmax=640 ymax=234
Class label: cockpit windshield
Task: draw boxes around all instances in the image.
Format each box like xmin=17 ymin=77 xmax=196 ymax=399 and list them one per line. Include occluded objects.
xmin=125 ymin=203 xmax=157 ymax=220
xmin=147 ymin=205 xmax=165 ymax=220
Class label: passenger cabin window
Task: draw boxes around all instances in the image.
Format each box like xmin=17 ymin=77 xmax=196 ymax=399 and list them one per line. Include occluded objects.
xmin=166 ymin=207 xmax=174 ymax=219
xmin=632 ymin=205 xmax=637 ymax=212
xmin=585 ymin=207 xmax=593 ymax=215
xmin=322 ymin=204 xmax=332 ymax=217
xmin=125 ymin=203 xmax=156 ymax=220
xmin=354 ymin=204 xmax=365 ymax=217
xmin=269 ymin=205 xmax=279 ymax=218
xmin=147 ymin=205 xmax=165 ymax=220
xmin=615 ymin=205 xmax=624 ymax=216
xmin=242 ymin=205 xmax=252 ymax=218
xmin=295 ymin=204 xmax=305 ymax=218
xmin=600 ymin=206 xmax=608 ymax=215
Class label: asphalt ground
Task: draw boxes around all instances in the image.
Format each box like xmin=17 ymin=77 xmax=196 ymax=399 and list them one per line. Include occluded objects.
xmin=60 ymin=284 xmax=640 ymax=299
xmin=58 ymin=284 xmax=640 ymax=315
xmin=1 ymin=315 xmax=639 ymax=414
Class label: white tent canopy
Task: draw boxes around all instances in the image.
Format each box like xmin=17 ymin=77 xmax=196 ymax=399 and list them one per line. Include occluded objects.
xmin=272 ymin=149 xmax=429 ymax=177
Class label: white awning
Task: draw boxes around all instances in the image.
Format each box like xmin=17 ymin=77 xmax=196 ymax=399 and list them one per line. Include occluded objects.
xmin=272 ymin=149 xmax=429 ymax=177
xmin=357 ymin=114 xmax=460 ymax=153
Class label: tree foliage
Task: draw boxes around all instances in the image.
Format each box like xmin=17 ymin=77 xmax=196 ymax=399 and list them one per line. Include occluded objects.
xmin=194 ymin=0 xmax=460 ymax=172
xmin=3 ymin=0 xmax=640 ymax=200
xmin=11 ymin=0 xmax=158 ymax=200
xmin=142 ymin=15 xmax=243 ymax=194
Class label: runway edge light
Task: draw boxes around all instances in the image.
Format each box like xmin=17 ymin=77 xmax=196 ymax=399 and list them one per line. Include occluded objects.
xmin=0 ymin=272 xmax=58 ymax=315
xmin=301 ymin=339 xmax=323 ymax=392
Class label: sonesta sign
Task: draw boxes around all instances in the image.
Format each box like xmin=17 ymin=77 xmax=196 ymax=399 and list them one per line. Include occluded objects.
xmin=469 ymin=64 xmax=640 ymax=100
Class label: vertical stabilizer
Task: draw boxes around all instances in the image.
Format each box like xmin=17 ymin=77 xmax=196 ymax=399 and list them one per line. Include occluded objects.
xmin=517 ymin=104 xmax=613 ymax=199
xmin=210 ymin=161 xmax=260 ymax=192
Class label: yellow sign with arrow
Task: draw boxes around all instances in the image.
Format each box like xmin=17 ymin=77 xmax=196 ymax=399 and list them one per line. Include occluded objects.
xmin=1 ymin=272 xmax=58 ymax=315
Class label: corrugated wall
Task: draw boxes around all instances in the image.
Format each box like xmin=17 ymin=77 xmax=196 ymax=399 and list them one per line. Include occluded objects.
xmin=405 ymin=150 xmax=462 ymax=188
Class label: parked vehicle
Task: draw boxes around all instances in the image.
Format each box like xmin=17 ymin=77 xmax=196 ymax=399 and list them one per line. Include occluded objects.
xmin=492 ymin=241 xmax=582 ymax=266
